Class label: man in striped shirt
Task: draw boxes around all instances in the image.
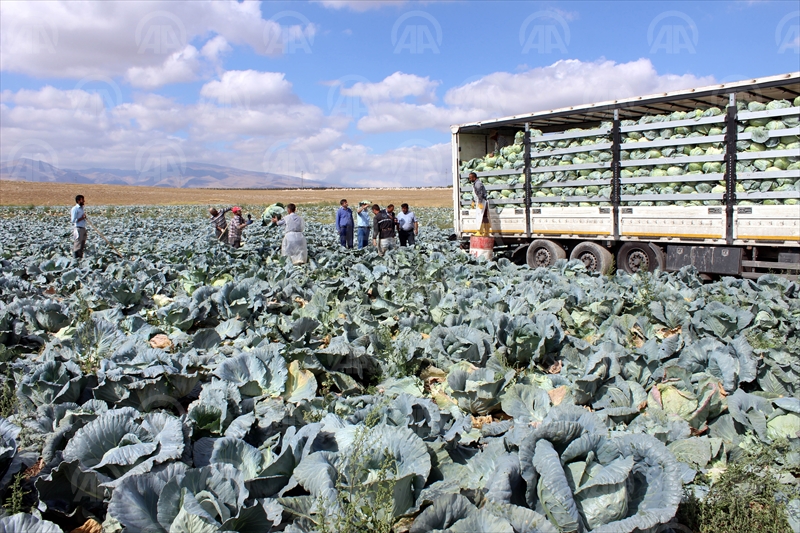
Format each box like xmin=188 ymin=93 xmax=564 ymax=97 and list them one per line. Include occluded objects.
xmin=209 ymin=207 xmax=231 ymax=239
xmin=228 ymin=206 xmax=248 ymax=248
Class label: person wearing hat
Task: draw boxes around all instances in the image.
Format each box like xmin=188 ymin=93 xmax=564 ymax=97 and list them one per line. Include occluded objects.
xmin=228 ymin=206 xmax=248 ymax=248
xmin=355 ymin=200 xmax=371 ymax=250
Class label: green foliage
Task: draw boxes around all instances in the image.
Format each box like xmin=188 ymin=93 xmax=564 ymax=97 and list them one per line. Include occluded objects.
xmin=678 ymin=440 xmax=796 ymax=533
xmin=3 ymin=473 xmax=29 ymax=515
xmin=319 ymin=425 xmax=397 ymax=533
xmin=0 ymin=368 xmax=17 ymax=419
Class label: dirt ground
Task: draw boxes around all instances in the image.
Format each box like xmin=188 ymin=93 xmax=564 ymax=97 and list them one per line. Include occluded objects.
xmin=0 ymin=180 xmax=455 ymax=208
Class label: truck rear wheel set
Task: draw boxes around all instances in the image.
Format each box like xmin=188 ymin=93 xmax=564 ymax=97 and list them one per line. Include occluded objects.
xmin=524 ymin=240 xmax=665 ymax=276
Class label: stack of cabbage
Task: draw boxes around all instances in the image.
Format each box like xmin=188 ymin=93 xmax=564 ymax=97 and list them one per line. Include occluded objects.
xmin=735 ymin=97 xmax=800 ymax=206
xmin=620 ymin=107 xmax=728 ymax=206
xmin=459 ymin=96 xmax=799 ymax=210
xmin=528 ymin=124 xmax=613 ymax=207
xmin=459 ymin=131 xmax=527 ymax=209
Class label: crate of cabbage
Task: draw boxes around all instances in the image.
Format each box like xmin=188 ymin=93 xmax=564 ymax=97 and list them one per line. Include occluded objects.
xmin=452 ymin=72 xmax=800 ymax=279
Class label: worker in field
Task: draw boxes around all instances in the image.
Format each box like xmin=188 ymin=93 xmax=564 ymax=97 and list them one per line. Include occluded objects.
xmin=372 ymin=204 xmax=397 ymax=255
xmin=356 ymin=200 xmax=371 ymax=249
xmin=272 ymin=203 xmax=308 ymax=264
xmin=228 ymin=206 xmax=248 ymax=248
xmin=71 ymin=194 xmax=87 ymax=258
xmin=396 ymin=203 xmax=419 ymax=246
xmin=335 ymin=199 xmax=354 ymax=249
xmin=209 ymin=206 xmax=231 ymax=240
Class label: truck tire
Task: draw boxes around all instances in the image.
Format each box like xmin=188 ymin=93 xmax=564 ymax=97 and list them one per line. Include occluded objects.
xmin=526 ymin=239 xmax=566 ymax=268
xmin=618 ymin=242 xmax=658 ymax=274
xmin=570 ymin=242 xmax=614 ymax=275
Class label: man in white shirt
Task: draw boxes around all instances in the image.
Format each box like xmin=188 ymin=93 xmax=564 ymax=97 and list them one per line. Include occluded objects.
xmin=396 ymin=203 xmax=418 ymax=246
xmin=70 ymin=195 xmax=87 ymax=258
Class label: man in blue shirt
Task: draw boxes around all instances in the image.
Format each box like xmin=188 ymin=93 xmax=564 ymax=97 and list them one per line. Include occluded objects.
xmin=70 ymin=194 xmax=87 ymax=258
xmin=335 ymin=199 xmax=354 ymax=248
xmin=356 ymin=200 xmax=371 ymax=249
xmin=396 ymin=203 xmax=418 ymax=246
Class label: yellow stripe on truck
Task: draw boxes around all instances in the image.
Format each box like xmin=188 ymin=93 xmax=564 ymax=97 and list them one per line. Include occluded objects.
xmin=622 ymin=232 xmax=724 ymax=239
xmin=736 ymin=235 xmax=800 ymax=241
xmin=531 ymin=230 xmax=612 ymax=236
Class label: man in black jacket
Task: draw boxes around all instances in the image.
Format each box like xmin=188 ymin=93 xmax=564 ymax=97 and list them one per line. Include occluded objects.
xmin=371 ymin=204 xmax=396 ymax=254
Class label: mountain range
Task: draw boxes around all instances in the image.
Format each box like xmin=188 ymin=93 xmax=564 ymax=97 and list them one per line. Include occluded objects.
xmin=0 ymin=159 xmax=327 ymax=189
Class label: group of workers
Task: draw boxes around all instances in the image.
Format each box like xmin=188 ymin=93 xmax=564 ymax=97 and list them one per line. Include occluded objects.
xmin=335 ymin=200 xmax=419 ymax=254
xmin=69 ymin=193 xmax=422 ymax=265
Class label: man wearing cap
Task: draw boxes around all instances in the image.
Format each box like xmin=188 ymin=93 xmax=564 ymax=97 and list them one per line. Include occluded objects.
xmin=228 ymin=206 xmax=248 ymax=248
xmin=356 ymin=200 xmax=371 ymax=250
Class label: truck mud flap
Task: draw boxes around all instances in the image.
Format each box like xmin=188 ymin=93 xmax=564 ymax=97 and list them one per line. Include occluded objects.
xmin=666 ymin=245 xmax=742 ymax=276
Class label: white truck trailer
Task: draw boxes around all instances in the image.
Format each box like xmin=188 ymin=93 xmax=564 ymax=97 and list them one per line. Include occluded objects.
xmin=452 ymin=72 xmax=800 ymax=279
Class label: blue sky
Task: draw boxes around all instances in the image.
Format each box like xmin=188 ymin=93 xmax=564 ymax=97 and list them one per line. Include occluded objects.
xmin=1 ymin=0 xmax=798 ymax=187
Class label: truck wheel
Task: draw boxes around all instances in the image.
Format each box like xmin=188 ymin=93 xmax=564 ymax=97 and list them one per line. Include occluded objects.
xmin=570 ymin=242 xmax=614 ymax=275
xmin=618 ymin=242 xmax=658 ymax=274
xmin=526 ymin=239 xmax=566 ymax=268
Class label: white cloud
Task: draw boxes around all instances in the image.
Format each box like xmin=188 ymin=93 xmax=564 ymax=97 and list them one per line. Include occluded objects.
xmin=314 ymin=1 xmax=408 ymax=12
xmin=350 ymin=59 xmax=716 ymax=133
xmin=200 ymin=70 xmax=299 ymax=107
xmin=0 ymin=1 xmax=316 ymax=80
xmin=200 ymin=35 xmax=232 ymax=63
xmin=125 ymin=46 xmax=202 ymax=89
xmin=443 ymin=58 xmax=716 ymax=118
xmin=340 ymin=72 xmax=439 ymax=103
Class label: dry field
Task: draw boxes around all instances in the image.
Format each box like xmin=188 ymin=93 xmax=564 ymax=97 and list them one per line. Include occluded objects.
xmin=0 ymin=180 xmax=455 ymax=208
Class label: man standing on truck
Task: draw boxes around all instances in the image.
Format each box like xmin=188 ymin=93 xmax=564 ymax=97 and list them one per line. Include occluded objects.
xmin=469 ymin=172 xmax=487 ymax=209
xmin=469 ymin=172 xmax=489 ymax=232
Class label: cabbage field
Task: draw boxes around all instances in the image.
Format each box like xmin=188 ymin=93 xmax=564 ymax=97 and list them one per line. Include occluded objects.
xmin=0 ymin=205 xmax=799 ymax=532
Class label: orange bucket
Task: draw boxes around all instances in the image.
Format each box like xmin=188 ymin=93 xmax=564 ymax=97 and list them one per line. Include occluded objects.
xmin=469 ymin=236 xmax=494 ymax=260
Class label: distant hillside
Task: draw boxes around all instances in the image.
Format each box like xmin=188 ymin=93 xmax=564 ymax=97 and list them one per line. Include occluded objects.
xmin=0 ymin=159 xmax=327 ymax=189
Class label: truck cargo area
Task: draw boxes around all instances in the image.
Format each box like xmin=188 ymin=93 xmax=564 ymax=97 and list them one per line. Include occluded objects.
xmin=452 ymin=72 xmax=800 ymax=279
